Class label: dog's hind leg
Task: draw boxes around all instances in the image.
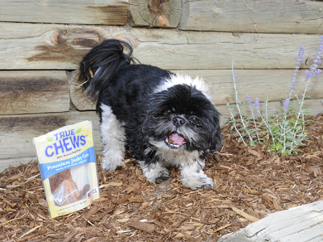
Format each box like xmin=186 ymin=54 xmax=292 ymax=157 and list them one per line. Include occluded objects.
xmin=100 ymin=104 xmax=126 ymax=171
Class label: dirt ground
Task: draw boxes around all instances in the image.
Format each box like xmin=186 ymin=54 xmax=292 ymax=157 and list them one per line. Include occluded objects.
xmin=1 ymin=113 xmax=323 ymax=242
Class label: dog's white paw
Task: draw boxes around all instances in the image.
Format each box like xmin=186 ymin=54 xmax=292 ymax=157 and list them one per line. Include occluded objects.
xmin=101 ymin=157 xmax=124 ymax=172
xmin=181 ymin=174 xmax=214 ymax=190
xmin=140 ymin=161 xmax=170 ymax=184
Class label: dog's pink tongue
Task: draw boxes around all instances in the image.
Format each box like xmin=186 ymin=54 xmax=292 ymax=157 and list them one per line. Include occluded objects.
xmin=168 ymin=133 xmax=186 ymax=146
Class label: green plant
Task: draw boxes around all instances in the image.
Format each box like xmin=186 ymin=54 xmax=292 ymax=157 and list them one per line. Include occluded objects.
xmin=227 ymin=36 xmax=323 ymax=155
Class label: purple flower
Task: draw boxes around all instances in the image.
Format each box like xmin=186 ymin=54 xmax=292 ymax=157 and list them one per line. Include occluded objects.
xmin=253 ymin=97 xmax=261 ymax=113
xmin=283 ymin=97 xmax=290 ymax=113
xmin=305 ymin=70 xmax=312 ymax=79
xmin=290 ymin=45 xmax=305 ymax=92
xmin=296 ymin=45 xmax=305 ymax=63
xmin=306 ymin=36 xmax=323 ymax=80
xmin=246 ymin=94 xmax=252 ymax=104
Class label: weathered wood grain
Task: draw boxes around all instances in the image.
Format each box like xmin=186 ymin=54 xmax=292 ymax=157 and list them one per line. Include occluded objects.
xmin=0 ymin=112 xmax=101 ymax=161
xmin=70 ymin=69 xmax=323 ymax=110
xmin=0 ymin=71 xmax=69 ymax=115
xmin=183 ymin=69 xmax=323 ymax=106
xmin=218 ymin=200 xmax=323 ymax=242
xmin=0 ymin=157 xmax=37 ymax=172
xmin=68 ymin=71 xmax=96 ymax=111
xmin=129 ymin=0 xmax=182 ymax=28
xmin=179 ymin=0 xmax=323 ymax=34
xmin=1 ymin=23 xmax=322 ymax=70
xmin=0 ymin=0 xmax=128 ymax=25
xmin=0 ymin=23 xmax=100 ymax=69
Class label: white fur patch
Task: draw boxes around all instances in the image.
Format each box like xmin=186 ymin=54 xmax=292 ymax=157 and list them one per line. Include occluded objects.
xmin=100 ymin=104 xmax=126 ymax=171
xmin=180 ymin=161 xmax=214 ymax=190
xmin=139 ymin=161 xmax=170 ymax=183
xmin=154 ymin=73 xmax=212 ymax=101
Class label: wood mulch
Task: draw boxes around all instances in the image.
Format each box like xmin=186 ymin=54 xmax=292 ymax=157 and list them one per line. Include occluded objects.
xmin=1 ymin=113 xmax=323 ymax=242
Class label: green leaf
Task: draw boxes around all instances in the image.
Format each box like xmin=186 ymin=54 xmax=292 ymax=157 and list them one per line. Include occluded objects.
xmin=275 ymin=142 xmax=282 ymax=151
xmin=47 ymin=137 xmax=54 ymax=142
xmin=76 ymin=128 xmax=82 ymax=133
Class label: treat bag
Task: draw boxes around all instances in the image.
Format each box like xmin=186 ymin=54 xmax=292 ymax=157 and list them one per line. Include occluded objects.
xmin=33 ymin=120 xmax=100 ymax=218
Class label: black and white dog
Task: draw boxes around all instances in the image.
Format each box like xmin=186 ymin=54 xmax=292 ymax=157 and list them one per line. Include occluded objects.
xmin=78 ymin=39 xmax=222 ymax=190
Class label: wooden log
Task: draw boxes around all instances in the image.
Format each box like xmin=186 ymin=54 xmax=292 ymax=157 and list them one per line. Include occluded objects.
xmin=218 ymin=200 xmax=323 ymax=242
xmin=0 ymin=0 xmax=129 ymax=25
xmin=1 ymin=23 xmax=322 ymax=70
xmin=0 ymin=157 xmax=38 ymax=172
xmin=70 ymin=69 xmax=323 ymax=110
xmin=0 ymin=71 xmax=69 ymax=115
xmin=129 ymin=0 xmax=182 ymax=28
xmin=179 ymin=0 xmax=323 ymax=34
xmin=181 ymin=69 xmax=323 ymax=106
xmin=0 ymin=23 xmax=100 ymax=69
xmin=0 ymin=112 xmax=101 ymax=161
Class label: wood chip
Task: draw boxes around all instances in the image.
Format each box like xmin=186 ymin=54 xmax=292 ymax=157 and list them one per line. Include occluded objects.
xmin=213 ymin=223 xmax=231 ymax=233
xmin=128 ymin=219 xmax=155 ymax=233
xmin=126 ymin=181 xmax=141 ymax=193
xmin=116 ymin=194 xmax=132 ymax=205
xmin=63 ymin=230 xmax=77 ymax=242
xmin=84 ymin=204 xmax=100 ymax=220
xmin=231 ymin=207 xmax=259 ymax=222
xmin=248 ymin=149 xmax=261 ymax=157
xmin=129 ymin=197 xmax=145 ymax=203
xmin=99 ymin=182 xmax=123 ymax=188
xmin=19 ymin=225 xmax=41 ymax=239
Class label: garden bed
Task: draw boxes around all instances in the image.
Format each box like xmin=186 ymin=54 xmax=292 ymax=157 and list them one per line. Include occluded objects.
xmin=1 ymin=114 xmax=323 ymax=242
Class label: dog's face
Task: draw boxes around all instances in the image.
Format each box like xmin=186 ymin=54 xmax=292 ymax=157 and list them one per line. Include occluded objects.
xmin=144 ymin=84 xmax=222 ymax=154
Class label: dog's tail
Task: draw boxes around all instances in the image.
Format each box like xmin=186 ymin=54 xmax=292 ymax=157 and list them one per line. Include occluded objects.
xmin=78 ymin=39 xmax=137 ymax=98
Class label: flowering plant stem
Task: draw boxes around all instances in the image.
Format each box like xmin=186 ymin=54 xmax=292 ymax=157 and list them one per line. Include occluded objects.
xmin=248 ymin=104 xmax=261 ymax=144
xmin=231 ymin=61 xmax=254 ymax=144
xmin=228 ymin=104 xmax=247 ymax=146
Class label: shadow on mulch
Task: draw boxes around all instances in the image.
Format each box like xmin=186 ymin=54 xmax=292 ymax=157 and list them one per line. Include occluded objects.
xmin=1 ymin=114 xmax=323 ymax=242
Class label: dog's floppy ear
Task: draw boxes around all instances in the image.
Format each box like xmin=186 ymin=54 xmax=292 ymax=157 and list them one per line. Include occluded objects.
xmin=208 ymin=112 xmax=223 ymax=152
xmin=209 ymin=128 xmax=222 ymax=152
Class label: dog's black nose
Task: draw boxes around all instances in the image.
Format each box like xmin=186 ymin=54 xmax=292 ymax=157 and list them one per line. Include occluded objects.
xmin=173 ymin=116 xmax=185 ymax=126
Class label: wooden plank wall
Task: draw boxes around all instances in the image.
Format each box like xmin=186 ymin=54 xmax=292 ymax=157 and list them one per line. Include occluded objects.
xmin=1 ymin=0 xmax=323 ymax=170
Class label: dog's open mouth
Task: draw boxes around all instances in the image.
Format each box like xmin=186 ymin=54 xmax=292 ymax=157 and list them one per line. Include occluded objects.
xmin=165 ymin=132 xmax=186 ymax=149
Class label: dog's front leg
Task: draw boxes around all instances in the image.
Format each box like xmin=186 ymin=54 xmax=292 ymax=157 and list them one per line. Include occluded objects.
xmin=139 ymin=161 xmax=170 ymax=184
xmin=180 ymin=159 xmax=214 ymax=190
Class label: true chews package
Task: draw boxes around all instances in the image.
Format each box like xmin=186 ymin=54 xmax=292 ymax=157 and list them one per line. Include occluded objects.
xmin=33 ymin=120 xmax=100 ymax=218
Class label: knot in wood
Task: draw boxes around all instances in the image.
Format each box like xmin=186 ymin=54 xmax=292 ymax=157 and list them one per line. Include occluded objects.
xmin=50 ymin=32 xmax=65 ymax=45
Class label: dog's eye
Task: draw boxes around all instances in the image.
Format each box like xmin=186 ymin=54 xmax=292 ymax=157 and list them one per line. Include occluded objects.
xmin=189 ymin=117 xmax=202 ymax=127
xmin=165 ymin=107 xmax=176 ymax=114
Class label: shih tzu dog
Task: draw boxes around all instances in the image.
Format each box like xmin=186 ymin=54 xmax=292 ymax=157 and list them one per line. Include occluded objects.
xmin=78 ymin=39 xmax=222 ymax=190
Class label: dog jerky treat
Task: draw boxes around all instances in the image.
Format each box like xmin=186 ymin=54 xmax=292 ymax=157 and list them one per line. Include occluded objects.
xmin=33 ymin=121 xmax=100 ymax=218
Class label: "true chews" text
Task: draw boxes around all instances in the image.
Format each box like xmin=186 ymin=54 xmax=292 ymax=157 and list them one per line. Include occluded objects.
xmin=45 ymin=129 xmax=86 ymax=157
